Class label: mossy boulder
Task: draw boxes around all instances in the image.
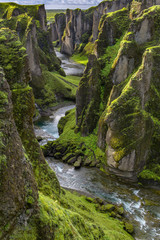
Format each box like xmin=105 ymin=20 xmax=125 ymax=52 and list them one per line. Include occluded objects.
xmin=124 ymin=222 xmax=134 ymax=234
xmin=74 ymin=156 xmax=82 ymax=169
xmin=100 ymin=204 xmax=115 ymax=213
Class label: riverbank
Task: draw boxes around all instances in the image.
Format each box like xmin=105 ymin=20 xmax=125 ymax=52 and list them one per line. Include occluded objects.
xmin=34 ymin=101 xmax=160 ymax=240
xmin=46 ymin=157 xmax=160 ymax=240
xmin=34 ymin=49 xmax=160 ymax=240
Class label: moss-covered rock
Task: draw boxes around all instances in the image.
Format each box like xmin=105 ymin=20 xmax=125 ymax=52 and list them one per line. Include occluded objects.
xmin=96 ymin=8 xmax=130 ymax=57
xmin=124 ymin=222 xmax=134 ymax=234
xmin=0 ymin=68 xmax=38 ymax=239
xmin=76 ymin=54 xmax=101 ymax=135
xmin=61 ymin=7 xmax=94 ymax=55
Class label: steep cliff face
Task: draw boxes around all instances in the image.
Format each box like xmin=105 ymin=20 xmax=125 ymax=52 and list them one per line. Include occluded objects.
xmin=97 ymin=6 xmax=160 ymax=179
xmin=76 ymin=54 xmax=101 ymax=135
xmin=75 ymin=4 xmax=160 ymax=181
xmin=38 ymin=4 xmax=47 ymax=31
xmin=92 ymin=0 xmax=132 ymax=42
xmin=0 ymin=68 xmax=38 ymax=240
xmin=49 ymin=13 xmax=66 ymax=44
xmin=105 ymin=49 xmax=155 ymax=179
xmin=50 ymin=0 xmax=132 ymax=56
xmin=25 ymin=21 xmax=44 ymax=98
xmin=61 ymin=8 xmax=94 ymax=55
xmin=76 ymin=8 xmax=130 ymax=136
xmin=0 ymin=19 xmax=61 ymax=239
xmin=130 ymin=0 xmax=160 ymax=18
xmin=0 ymin=27 xmax=60 ymax=198
xmin=0 ymin=2 xmax=62 ymax=101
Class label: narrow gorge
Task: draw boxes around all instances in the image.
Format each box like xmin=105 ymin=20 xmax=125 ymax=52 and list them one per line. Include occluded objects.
xmin=0 ymin=1 xmax=160 ymax=240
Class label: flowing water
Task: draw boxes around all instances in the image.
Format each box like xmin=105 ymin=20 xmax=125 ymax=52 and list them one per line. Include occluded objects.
xmin=35 ymin=51 xmax=160 ymax=240
xmin=47 ymin=158 xmax=160 ymax=240
xmin=55 ymin=49 xmax=85 ymax=76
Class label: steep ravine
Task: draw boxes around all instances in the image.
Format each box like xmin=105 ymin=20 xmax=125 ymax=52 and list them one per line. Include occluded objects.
xmin=36 ymin=102 xmax=160 ymax=240
xmin=35 ymin=51 xmax=160 ymax=240
xmin=1 ymin=1 xmax=160 ymax=239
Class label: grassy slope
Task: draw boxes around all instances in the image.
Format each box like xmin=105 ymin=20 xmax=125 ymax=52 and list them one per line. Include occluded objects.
xmin=46 ymin=9 xmax=65 ymax=22
xmin=36 ymin=70 xmax=81 ymax=108
xmin=60 ymin=189 xmax=134 ymax=240
xmin=71 ymin=42 xmax=95 ymax=66
xmin=71 ymin=54 xmax=88 ymax=66
xmin=10 ymin=189 xmax=134 ymax=239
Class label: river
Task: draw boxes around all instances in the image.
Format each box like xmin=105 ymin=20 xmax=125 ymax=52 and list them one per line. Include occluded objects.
xmin=35 ymin=51 xmax=160 ymax=240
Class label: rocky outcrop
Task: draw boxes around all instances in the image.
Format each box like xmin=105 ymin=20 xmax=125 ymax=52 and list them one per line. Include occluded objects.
xmin=38 ymin=4 xmax=47 ymax=31
xmin=76 ymin=54 xmax=101 ymax=135
xmin=49 ymin=22 xmax=58 ymax=41
xmin=130 ymin=0 xmax=160 ymax=18
xmin=95 ymin=8 xmax=130 ymax=57
xmin=111 ymin=6 xmax=158 ymax=85
xmin=97 ymin=6 xmax=160 ymax=179
xmin=0 ymin=2 xmax=62 ymax=100
xmin=76 ymin=8 xmax=130 ymax=136
xmin=49 ymin=13 xmax=66 ymax=44
xmin=105 ymin=47 xmax=159 ymax=180
xmin=61 ymin=8 xmax=94 ymax=55
xmin=25 ymin=21 xmax=44 ymax=98
xmin=0 ymin=67 xmax=38 ymax=240
xmin=92 ymin=0 xmax=132 ymax=42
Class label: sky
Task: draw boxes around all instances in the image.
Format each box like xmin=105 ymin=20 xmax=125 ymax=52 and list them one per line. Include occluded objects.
xmin=0 ymin=0 xmax=102 ymax=9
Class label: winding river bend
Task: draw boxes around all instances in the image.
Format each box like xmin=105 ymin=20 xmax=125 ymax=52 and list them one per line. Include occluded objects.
xmin=35 ymin=51 xmax=160 ymax=240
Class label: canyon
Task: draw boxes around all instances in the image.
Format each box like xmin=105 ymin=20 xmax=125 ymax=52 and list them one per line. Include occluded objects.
xmin=0 ymin=1 xmax=160 ymax=239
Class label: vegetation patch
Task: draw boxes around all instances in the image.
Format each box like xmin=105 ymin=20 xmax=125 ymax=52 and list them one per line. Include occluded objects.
xmin=36 ymin=70 xmax=80 ymax=109
xmin=42 ymin=108 xmax=106 ymax=167
xmin=46 ymin=10 xmax=65 ymax=22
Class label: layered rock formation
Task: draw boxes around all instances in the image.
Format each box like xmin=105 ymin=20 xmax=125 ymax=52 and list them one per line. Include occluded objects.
xmin=75 ymin=4 xmax=160 ymax=181
xmin=76 ymin=8 xmax=130 ymax=136
xmin=92 ymin=0 xmax=132 ymax=41
xmin=0 ymin=2 xmax=63 ymax=100
xmin=50 ymin=0 xmax=132 ymax=55
xmin=49 ymin=13 xmax=66 ymax=45
xmin=61 ymin=8 xmax=94 ymax=55
xmin=0 ymin=2 xmax=136 ymax=240
xmin=0 ymin=67 xmax=38 ymax=240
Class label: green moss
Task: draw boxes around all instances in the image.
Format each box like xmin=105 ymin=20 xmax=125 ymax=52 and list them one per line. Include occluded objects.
xmin=0 ymin=28 xmax=28 ymax=87
xmin=124 ymin=222 xmax=134 ymax=234
xmin=46 ymin=108 xmax=105 ymax=166
xmin=59 ymin=190 xmax=133 ymax=240
xmin=0 ymin=155 xmax=7 ymax=171
xmin=71 ymin=53 xmax=88 ymax=65
xmin=97 ymin=8 xmax=130 ymax=57
xmin=139 ymin=169 xmax=160 ymax=182
xmin=101 ymin=38 xmax=122 ymax=79
xmin=36 ymin=70 xmax=81 ymax=109
xmin=12 ymin=85 xmax=60 ymax=199
xmin=46 ymin=9 xmax=65 ymax=22
xmin=10 ymin=224 xmax=37 ymax=240
xmin=0 ymin=3 xmax=42 ymax=20
xmin=0 ymin=91 xmax=8 ymax=105
xmin=39 ymin=192 xmax=105 ymax=240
